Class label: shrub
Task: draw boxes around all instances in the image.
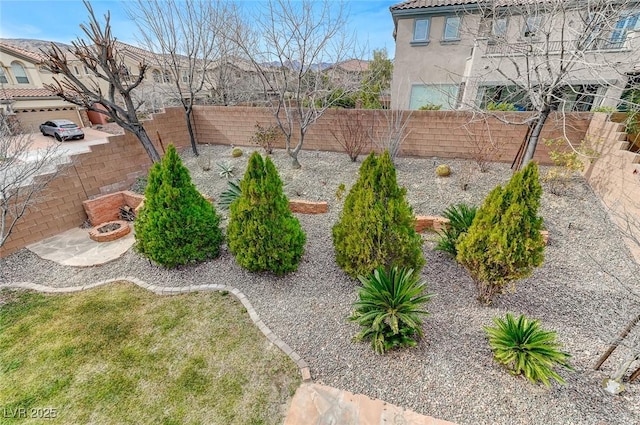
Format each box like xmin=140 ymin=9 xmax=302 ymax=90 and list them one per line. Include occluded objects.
xmin=435 ymin=203 xmax=477 ymax=257
xmin=435 ymin=164 xmax=451 ymax=177
xmin=135 ymin=144 xmax=223 ymax=268
xmin=218 ymin=179 xmax=241 ymax=210
xmin=350 ymin=267 xmax=433 ymax=354
xmin=226 ymin=152 xmax=306 ymax=274
xmin=418 ymin=103 xmax=442 ymax=110
xmin=250 ymin=123 xmax=281 ymax=154
xmin=487 ymin=102 xmax=518 ymax=111
xmin=333 ymin=151 xmax=424 ymax=278
xmin=217 ymin=161 xmax=234 ymax=179
xmin=485 ymin=313 xmax=573 ymax=387
xmin=231 ymin=148 xmax=243 ymax=158
xmin=456 ymin=161 xmax=545 ymax=304
xmin=329 ymin=111 xmax=370 ymax=162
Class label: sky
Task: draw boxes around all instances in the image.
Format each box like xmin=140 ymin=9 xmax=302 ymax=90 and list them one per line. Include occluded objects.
xmin=0 ymin=0 xmax=399 ymax=58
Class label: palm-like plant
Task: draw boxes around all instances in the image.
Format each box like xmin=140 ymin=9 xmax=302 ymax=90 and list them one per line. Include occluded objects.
xmin=350 ymin=267 xmax=434 ymax=354
xmin=435 ymin=203 xmax=477 ymax=257
xmin=485 ymin=313 xmax=573 ymax=387
xmin=218 ymin=179 xmax=241 ymax=210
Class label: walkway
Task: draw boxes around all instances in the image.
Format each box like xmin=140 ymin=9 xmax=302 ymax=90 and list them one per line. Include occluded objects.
xmin=7 ymin=236 xmax=456 ymax=425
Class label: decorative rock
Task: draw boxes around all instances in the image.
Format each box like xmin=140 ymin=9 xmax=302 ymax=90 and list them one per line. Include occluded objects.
xmin=289 ymin=200 xmax=329 ymax=214
xmin=415 ymin=215 xmax=450 ymax=233
xmin=436 ymin=164 xmax=451 ymax=177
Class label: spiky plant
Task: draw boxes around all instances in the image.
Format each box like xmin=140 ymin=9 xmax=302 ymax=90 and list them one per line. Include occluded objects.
xmin=218 ymin=179 xmax=241 ymax=210
xmin=435 ymin=203 xmax=477 ymax=257
xmin=484 ymin=313 xmax=573 ymax=387
xmin=350 ymin=267 xmax=434 ymax=354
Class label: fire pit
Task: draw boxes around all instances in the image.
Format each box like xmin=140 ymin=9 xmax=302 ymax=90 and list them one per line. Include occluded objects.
xmin=88 ymin=220 xmax=131 ymax=242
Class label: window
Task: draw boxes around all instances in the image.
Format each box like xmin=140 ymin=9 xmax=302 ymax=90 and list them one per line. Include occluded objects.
xmin=413 ymin=18 xmax=430 ymax=42
xmin=152 ymin=70 xmax=161 ymax=83
xmin=524 ymin=15 xmax=542 ymax=38
xmin=443 ymin=16 xmax=461 ymax=41
xmin=10 ymin=62 xmax=29 ymax=84
xmin=409 ymin=84 xmax=459 ymax=110
xmin=492 ymin=17 xmax=508 ymax=37
xmin=477 ymin=85 xmax=529 ymax=110
xmin=74 ymin=66 xmax=79 ymax=75
xmin=0 ymin=66 xmax=7 ymax=84
xmin=182 ymin=71 xmax=189 ymax=83
xmin=611 ymin=12 xmax=640 ymax=44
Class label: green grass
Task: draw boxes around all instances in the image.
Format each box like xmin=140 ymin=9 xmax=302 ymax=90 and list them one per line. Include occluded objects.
xmin=0 ymin=282 xmax=300 ymax=425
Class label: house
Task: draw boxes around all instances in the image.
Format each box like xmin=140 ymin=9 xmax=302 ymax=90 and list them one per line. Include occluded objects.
xmin=0 ymin=42 xmax=86 ymax=131
xmin=389 ymin=0 xmax=640 ymax=111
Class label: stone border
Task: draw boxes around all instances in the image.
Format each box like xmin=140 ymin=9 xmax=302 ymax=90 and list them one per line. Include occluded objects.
xmin=0 ymin=278 xmax=312 ymax=383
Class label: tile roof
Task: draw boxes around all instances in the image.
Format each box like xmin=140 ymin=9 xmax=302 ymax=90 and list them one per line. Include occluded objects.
xmin=0 ymin=42 xmax=45 ymax=63
xmin=390 ymin=0 xmax=480 ymax=11
xmin=390 ymin=0 xmax=550 ymax=11
xmin=0 ymin=88 xmax=56 ymax=100
xmin=330 ymin=59 xmax=370 ymax=72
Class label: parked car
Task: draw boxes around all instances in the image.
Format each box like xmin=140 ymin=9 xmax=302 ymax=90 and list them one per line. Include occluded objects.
xmin=39 ymin=119 xmax=85 ymax=141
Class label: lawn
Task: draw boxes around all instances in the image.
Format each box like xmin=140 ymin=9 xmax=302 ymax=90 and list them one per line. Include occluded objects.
xmin=0 ymin=282 xmax=300 ymax=425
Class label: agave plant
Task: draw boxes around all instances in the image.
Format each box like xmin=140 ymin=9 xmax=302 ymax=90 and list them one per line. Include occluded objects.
xmin=435 ymin=203 xmax=477 ymax=257
xmin=218 ymin=179 xmax=241 ymax=210
xmin=485 ymin=313 xmax=573 ymax=387
xmin=217 ymin=161 xmax=235 ymax=179
xmin=350 ymin=267 xmax=434 ymax=354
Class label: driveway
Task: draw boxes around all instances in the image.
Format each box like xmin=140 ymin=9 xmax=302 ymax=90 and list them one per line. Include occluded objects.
xmin=20 ymin=127 xmax=114 ymax=162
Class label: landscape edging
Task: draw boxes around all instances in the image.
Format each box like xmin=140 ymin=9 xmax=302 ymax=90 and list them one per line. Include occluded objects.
xmin=0 ymin=278 xmax=312 ymax=383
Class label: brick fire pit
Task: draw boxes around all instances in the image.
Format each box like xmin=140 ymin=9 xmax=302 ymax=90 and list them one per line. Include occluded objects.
xmin=88 ymin=220 xmax=131 ymax=242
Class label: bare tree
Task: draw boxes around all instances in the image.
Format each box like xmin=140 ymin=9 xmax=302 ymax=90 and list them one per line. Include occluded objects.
xmin=235 ymin=0 xmax=355 ymax=169
xmin=458 ymin=0 xmax=640 ymax=169
xmin=369 ymin=108 xmax=412 ymax=164
xmin=0 ymin=113 xmax=65 ymax=249
xmin=40 ymin=1 xmax=160 ymax=163
xmin=127 ymin=0 xmax=230 ymax=156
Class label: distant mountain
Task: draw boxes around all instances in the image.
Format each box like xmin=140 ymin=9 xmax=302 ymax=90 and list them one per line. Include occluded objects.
xmin=0 ymin=38 xmax=72 ymax=54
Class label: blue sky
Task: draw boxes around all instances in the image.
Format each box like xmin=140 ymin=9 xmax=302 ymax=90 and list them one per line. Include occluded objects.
xmin=0 ymin=0 xmax=398 ymax=58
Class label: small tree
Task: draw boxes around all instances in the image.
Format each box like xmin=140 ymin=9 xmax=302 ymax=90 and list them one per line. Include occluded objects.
xmin=333 ymin=151 xmax=424 ymax=279
xmin=40 ymin=0 xmax=161 ymax=163
xmin=457 ymin=161 xmax=545 ymax=304
xmin=135 ymin=144 xmax=223 ymax=268
xmin=1 ymin=114 xmax=65 ymax=249
xmin=226 ymin=152 xmax=305 ymax=274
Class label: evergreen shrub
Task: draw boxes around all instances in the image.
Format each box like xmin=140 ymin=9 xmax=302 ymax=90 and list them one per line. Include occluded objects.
xmin=332 ymin=151 xmax=424 ymax=278
xmin=135 ymin=144 xmax=223 ymax=268
xmin=226 ymin=152 xmax=305 ymax=274
xmin=456 ymin=161 xmax=545 ymax=304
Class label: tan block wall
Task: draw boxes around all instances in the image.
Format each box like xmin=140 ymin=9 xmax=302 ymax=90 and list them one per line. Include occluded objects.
xmin=0 ymin=108 xmax=188 ymax=257
xmin=192 ymin=106 xmax=592 ymax=165
xmin=582 ymin=113 xmax=640 ymax=262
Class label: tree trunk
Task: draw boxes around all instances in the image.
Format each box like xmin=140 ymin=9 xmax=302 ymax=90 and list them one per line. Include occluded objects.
xmin=520 ymin=109 xmax=551 ymax=169
xmin=185 ymin=107 xmax=199 ymax=157
xmin=133 ymin=125 xmax=162 ymax=163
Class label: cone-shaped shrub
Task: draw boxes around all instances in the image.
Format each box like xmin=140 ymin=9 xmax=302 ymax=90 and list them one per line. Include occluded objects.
xmin=227 ymin=152 xmax=305 ymax=274
xmin=135 ymin=144 xmax=223 ymax=268
xmin=456 ymin=161 xmax=545 ymax=304
xmin=333 ymin=151 xmax=424 ymax=278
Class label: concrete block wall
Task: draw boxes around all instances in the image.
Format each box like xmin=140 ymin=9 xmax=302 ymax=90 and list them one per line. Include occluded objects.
xmin=0 ymin=108 xmax=188 ymax=257
xmin=193 ymin=106 xmax=592 ymax=165
xmin=582 ymin=112 xmax=640 ymax=262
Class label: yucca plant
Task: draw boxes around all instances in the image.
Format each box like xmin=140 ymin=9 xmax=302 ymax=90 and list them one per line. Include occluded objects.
xmin=485 ymin=313 xmax=573 ymax=387
xmin=435 ymin=203 xmax=477 ymax=257
xmin=350 ymin=267 xmax=434 ymax=354
xmin=218 ymin=179 xmax=241 ymax=210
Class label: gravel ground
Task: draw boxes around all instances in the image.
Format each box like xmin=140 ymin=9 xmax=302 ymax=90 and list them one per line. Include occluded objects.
xmin=2 ymin=145 xmax=640 ymax=425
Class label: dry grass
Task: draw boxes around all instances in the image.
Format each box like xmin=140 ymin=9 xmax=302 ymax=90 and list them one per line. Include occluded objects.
xmin=0 ymin=282 xmax=300 ymax=425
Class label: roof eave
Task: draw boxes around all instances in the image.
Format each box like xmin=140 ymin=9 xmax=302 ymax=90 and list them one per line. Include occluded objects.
xmin=391 ymin=4 xmax=480 ymax=18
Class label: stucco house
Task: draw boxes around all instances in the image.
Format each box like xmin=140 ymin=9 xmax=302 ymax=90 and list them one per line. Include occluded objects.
xmin=389 ymin=0 xmax=640 ymax=111
xmin=0 ymin=42 xmax=86 ymax=131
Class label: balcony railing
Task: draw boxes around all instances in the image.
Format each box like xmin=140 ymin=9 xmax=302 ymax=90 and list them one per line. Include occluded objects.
xmin=485 ymin=39 xmax=627 ymax=56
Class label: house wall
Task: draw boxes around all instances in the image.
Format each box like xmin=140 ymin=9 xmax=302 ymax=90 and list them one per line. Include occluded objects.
xmin=0 ymin=108 xmax=188 ymax=258
xmin=13 ymin=107 xmax=88 ymax=132
xmin=192 ymin=106 xmax=591 ymax=163
xmin=391 ymin=6 xmax=639 ymax=110
xmin=581 ymin=112 xmax=640 ymax=262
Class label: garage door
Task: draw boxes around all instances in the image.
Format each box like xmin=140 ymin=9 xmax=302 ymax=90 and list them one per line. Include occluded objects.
xmin=13 ymin=108 xmax=85 ymax=133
